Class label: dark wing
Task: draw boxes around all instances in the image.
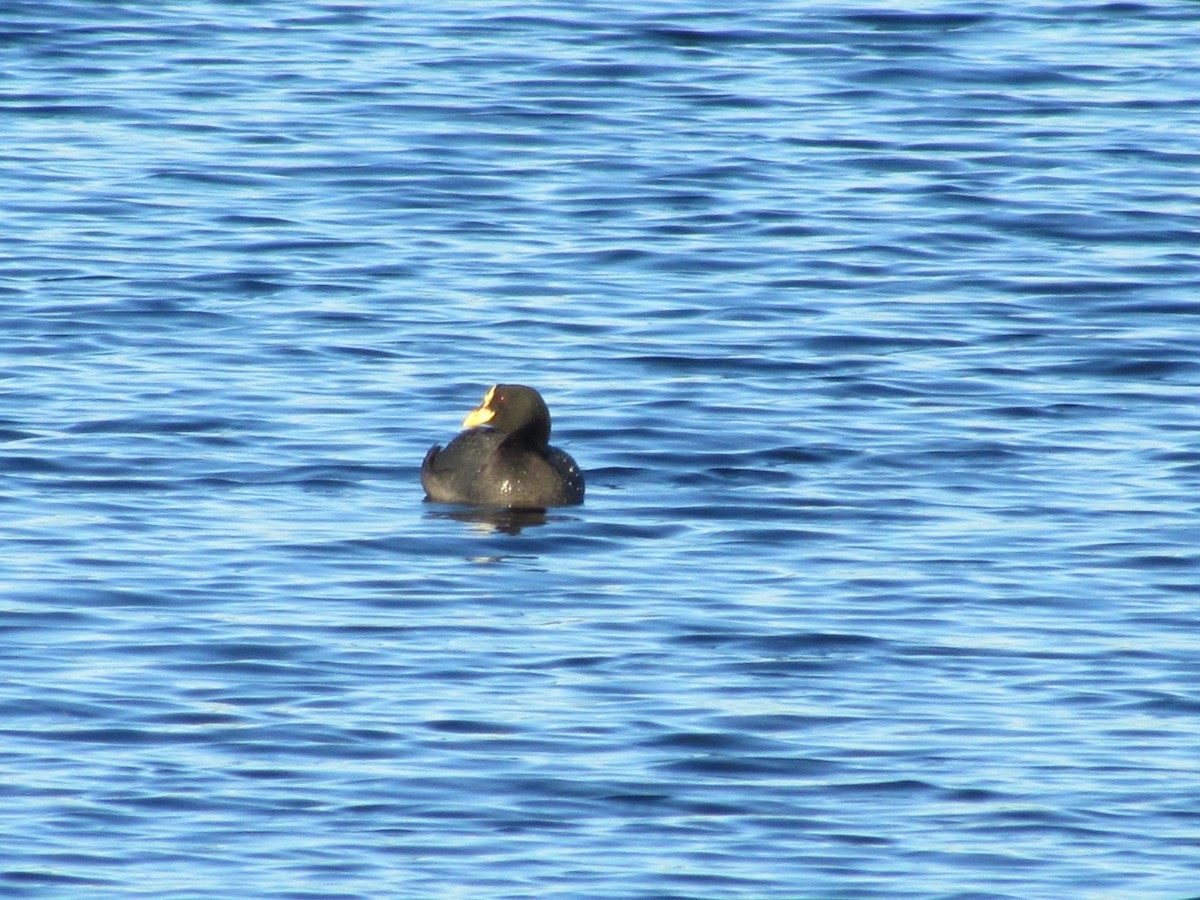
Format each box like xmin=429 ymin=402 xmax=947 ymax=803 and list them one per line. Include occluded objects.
xmin=420 ymin=429 xmax=503 ymax=503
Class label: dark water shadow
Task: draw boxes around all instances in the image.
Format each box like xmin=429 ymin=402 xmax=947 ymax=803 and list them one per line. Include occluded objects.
xmin=424 ymin=504 xmax=562 ymax=535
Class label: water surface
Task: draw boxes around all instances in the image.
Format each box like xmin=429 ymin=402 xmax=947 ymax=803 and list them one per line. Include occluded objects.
xmin=3 ymin=2 xmax=1200 ymax=897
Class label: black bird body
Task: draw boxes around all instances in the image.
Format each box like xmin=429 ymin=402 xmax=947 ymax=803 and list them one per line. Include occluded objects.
xmin=421 ymin=384 xmax=584 ymax=508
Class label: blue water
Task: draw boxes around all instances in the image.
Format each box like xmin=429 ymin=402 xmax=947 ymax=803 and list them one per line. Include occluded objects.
xmin=4 ymin=2 xmax=1200 ymax=897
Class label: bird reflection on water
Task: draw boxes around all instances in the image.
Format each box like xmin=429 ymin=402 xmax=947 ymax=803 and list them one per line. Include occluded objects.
xmin=424 ymin=504 xmax=554 ymax=536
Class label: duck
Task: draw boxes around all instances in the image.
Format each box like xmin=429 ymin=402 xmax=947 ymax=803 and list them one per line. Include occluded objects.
xmin=421 ymin=384 xmax=584 ymax=508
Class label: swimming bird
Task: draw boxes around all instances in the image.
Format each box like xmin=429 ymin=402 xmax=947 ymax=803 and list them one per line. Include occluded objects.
xmin=421 ymin=384 xmax=584 ymax=508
